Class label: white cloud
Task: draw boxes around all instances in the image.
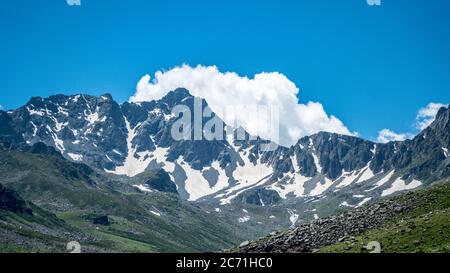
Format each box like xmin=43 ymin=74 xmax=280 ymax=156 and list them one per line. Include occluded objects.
xmin=415 ymin=102 xmax=447 ymax=130
xmin=130 ymin=64 xmax=353 ymax=147
xmin=66 ymin=0 xmax=81 ymax=6
xmin=377 ymin=102 xmax=448 ymax=143
xmin=377 ymin=129 xmax=412 ymax=143
xmin=0 ymin=104 xmax=3 ymax=110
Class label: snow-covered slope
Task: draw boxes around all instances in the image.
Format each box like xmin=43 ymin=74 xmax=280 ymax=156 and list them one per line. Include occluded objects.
xmin=5 ymin=90 xmax=449 ymax=208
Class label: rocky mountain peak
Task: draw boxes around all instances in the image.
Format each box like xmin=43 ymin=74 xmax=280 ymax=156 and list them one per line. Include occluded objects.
xmin=160 ymin=88 xmax=193 ymax=106
xmin=1 ymin=90 xmax=449 ymax=207
xmin=429 ymin=104 xmax=450 ymax=134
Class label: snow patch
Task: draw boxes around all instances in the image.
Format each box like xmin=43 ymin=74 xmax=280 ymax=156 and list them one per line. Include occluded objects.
xmin=287 ymin=209 xmax=299 ymax=227
xmin=152 ymin=147 xmax=174 ymax=171
xmin=71 ymin=128 xmax=79 ymax=137
xmin=150 ymin=108 xmax=176 ymax=121
xmin=150 ymin=210 xmax=161 ymax=216
xmin=58 ymin=106 xmax=69 ymax=117
xmin=85 ymin=112 xmax=100 ymax=125
xmin=175 ymin=159 xmax=229 ymax=201
xmin=46 ymin=125 xmax=65 ymax=153
xmin=309 ymin=178 xmax=334 ymax=196
xmin=51 ymin=116 xmax=68 ymax=132
xmin=30 ymin=121 xmax=38 ymax=136
xmin=374 ymin=170 xmax=395 ymax=188
xmin=67 ymin=153 xmax=83 ymax=161
xmin=340 ymin=201 xmax=355 ymax=208
xmin=108 ymin=119 xmax=152 ymax=176
xmin=238 ymin=216 xmax=250 ymax=223
xmin=353 ymin=194 xmax=365 ymax=198
xmin=357 ymin=197 xmax=372 ymax=207
xmin=269 ymin=173 xmax=309 ymax=199
xmin=381 ymin=178 xmax=422 ymax=197
xmin=335 ymin=170 xmax=359 ymax=188
xmin=233 ymin=148 xmax=273 ymax=188
xmin=27 ymin=107 xmax=45 ymax=116
xmin=291 ymin=155 xmax=300 ymax=173
xmin=371 ymin=144 xmax=377 ymax=155
xmin=105 ymin=154 xmax=113 ymax=162
xmin=133 ymin=184 xmax=153 ymax=193
xmin=311 ymin=152 xmax=322 ymax=173
xmin=356 ymin=165 xmax=375 ymax=184
xmin=72 ymin=95 xmax=80 ymax=103
xmin=218 ymin=147 xmax=273 ymax=204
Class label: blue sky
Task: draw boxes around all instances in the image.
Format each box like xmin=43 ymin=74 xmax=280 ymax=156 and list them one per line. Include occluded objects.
xmin=0 ymin=0 xmax=449 ymax=141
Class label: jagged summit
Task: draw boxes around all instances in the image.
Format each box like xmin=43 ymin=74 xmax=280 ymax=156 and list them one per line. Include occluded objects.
xmin=428 ymin=104 xmax=450 ymax=134
xmin=1 ymin=90 xmax=449 ymax=208
xmin=160 ymin=88 xmax=193 ymax=105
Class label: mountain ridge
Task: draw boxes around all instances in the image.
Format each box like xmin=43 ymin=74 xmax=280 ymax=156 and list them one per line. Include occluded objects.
xmin=2 ymin=89 xmax=449 ymax=212
xmin=0 ymin=89 xmax=449 ymax=252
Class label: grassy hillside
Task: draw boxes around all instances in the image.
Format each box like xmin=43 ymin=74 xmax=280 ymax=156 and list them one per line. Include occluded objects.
xmin=2 ymin=145 xmax=449 ymax=253
xmin=231 ymin=180 xmax=450 ymax=253
xmin=0 ymin=148 xmax=259 ymax=253
xmin=319 ymin=181 xmax=450 ymax=253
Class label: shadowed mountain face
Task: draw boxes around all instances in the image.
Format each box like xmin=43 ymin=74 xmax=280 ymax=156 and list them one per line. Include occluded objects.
xmin=0 ymin=139 xmax=257 ymax=252
xmin=0 ymin=184 xmax=32 ymax=215
xmin=0 ymin=111 xmax=25 ymax=147
xmin=2 ymin=89 xmax=449 ymax=209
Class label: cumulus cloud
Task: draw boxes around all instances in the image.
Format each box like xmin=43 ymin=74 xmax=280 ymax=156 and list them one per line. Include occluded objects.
xmin=0 ymin=104 xmax=3 ymax=110
xmin=130 ymin=64 xmax=353 ymax=147
xmin=66 ymin=0 xmax=81 ymax=6
xmin=415 ymin=102 xmax=447 ymax=130
xmin=377 ymin=129 xmax=412 ymax=143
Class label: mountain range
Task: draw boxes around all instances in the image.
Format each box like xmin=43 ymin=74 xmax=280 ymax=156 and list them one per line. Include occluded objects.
xmin=0 ymin=88 xmax=449 ymax=252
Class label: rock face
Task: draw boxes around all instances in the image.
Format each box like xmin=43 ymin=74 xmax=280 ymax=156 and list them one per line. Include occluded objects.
xmin=0 ymin=111 xmax=25 ymax=147
xmin=2 ymin=89 xmax=449 ymax=208
xmin=8 ymin=94 xmax=128 ymax=170
xmin=145 ymin=169 xmax=178 ymax=194
xmin=92 ymin=215 xmax=110 ymax=226
xmin=0 ymin=184 xmax=32 ymax=215
xmin=237 ymin=188 xmax=282 ymax=206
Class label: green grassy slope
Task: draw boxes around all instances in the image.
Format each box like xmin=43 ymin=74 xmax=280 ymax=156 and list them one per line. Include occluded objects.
xmin=0 ymin=148 xmax=258 ymax=253
xmin=319 ymin=181 xmax=450 ymax=253
xmin=229 ymin=180 xmax=449 ymax=253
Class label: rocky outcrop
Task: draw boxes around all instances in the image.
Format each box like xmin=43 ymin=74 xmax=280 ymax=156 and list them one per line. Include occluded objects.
xmin=0 ymin=111 xmax=25 ymax=147
xmin=92 ymin=215 xmax=110 ymax=226
xmin=233 ymin=183 xmax=448 ymax=253
xmin=145 ymin=169 xmax=178 ymax=194
xmin=2 ymin=89 xmax=449 ymax=206
xmin=0 ymin=184 xmax=32 ymax=215
xmin=237 ymin=188 xmax=281 ymax=206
